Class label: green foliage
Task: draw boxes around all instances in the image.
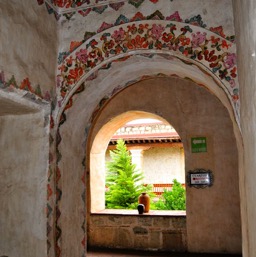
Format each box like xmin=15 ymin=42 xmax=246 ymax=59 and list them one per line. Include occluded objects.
xmin=105 ymin=139 xmax=151 ymax=209
xmin=154 ymin=179 xmax=186 ymax=210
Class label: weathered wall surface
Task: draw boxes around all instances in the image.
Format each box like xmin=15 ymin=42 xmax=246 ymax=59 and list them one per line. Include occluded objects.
xmin=0 ymin=0 xmax=58 ymax=100
xmin=89 ymin=77 xmax=241 ymax=253
xmin=0 ymin=112 xmax=49 ymax=257
xmin=233 ymin=1 xmax=256 ymax=256
xmin=89 ymin=214 xmax=186 ymax=252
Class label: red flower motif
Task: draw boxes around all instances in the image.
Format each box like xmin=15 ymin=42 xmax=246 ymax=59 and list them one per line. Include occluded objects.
xmin=139 ymin=23 xmax=149 ymax=30
xmin=37 ymin=0 xmax=44 ymax=5
xmin=115 ymin=45 xmax=123 ymax=54
xmin=66 ymin=56 xmax=73 ymax=66
xmin=127 ymin=24 xmax=137 ymax=34
xmin=89 ymin=51 xmax=97 ymax=58
xmin=204 ymin=50 xmax=218 ymax=62
xmin=210 ymin=26 xmax=226 ymax=38
xmin=221 ymin=40 xmax=231 ymax=49
xmin=58 ymin=64 xmax=66 ymax=72
xmin=53 ymin=0 xmax=65 ymax=7
xmin=162 ymin=32 xmax=173 ymax=43
xmin=180 ymin=37 xmax=191 ymax=46
xmin=210 ymin=36 xmax=220 ymax=44
xmin=90 ymin=39 xmax=98 ymax=47
xmin=67 ymin=67 xmax=83 ymax=81
xmin=128 ymin=35 xmax=149 ymax=49
xmin=183 ymin=49 xmax=189 ymax=56
xmin=103 ymin=40 xmax=115 ymax=51
xmin=230 ymin=67 xmax=237 ymax=78
xmin=232 ymin=94 xmax=239 ymax=101
xmin=155 ymin=41 xmax=163 ymax=50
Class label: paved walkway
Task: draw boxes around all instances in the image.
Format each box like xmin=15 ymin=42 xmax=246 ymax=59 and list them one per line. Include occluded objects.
xmin=87 ymin=249 xmax=242 ymax=257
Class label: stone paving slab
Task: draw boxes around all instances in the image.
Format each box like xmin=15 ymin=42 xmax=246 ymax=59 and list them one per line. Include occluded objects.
xmin=87 ymin=249 xmax=242 ymax=257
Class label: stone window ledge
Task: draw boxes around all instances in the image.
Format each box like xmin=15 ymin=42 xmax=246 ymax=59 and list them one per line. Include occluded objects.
xmin=91 ymin=209 xmax=186 ymax=216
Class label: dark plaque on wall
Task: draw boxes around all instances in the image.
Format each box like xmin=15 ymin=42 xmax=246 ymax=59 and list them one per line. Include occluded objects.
xmin=187 ymin=169 xmax=213 ymax=188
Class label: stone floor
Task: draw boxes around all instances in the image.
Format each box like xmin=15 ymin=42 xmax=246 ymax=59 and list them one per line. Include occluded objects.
xmin=87 ymin=249 xmax=242 ymax=257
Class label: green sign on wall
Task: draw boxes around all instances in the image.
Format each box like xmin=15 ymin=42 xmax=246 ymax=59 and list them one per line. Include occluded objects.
xmin=191 ymin=137 xmax=207 ymax=153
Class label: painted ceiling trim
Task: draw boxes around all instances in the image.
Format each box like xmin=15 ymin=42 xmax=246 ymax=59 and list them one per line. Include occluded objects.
xmin=56 ymin=21 xmax=239 ymax=121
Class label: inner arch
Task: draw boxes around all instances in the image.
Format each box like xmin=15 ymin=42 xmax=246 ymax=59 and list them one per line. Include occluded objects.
xmin=90 ymin=111 xmax=171 ymax=212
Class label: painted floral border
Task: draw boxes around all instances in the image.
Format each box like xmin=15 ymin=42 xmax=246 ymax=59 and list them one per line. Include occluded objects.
xmin=57 ymin=21 xmax=238 ymax=108
xmin=58 ymin=11 xmax=234 ymax=64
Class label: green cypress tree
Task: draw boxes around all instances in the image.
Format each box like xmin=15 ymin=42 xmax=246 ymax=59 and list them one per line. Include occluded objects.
xmin=105 ymin=139 xmax=151 ymax=209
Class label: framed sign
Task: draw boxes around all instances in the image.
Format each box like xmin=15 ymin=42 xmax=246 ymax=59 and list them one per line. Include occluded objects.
xmin=191 ymin=137 xmax=207 ymax=153
xmin=187 ymin=169 xmax=213 ymax=188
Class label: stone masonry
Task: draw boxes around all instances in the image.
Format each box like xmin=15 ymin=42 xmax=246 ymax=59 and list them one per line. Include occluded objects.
xmin=88 ymin=214 xmax=187 ymax=252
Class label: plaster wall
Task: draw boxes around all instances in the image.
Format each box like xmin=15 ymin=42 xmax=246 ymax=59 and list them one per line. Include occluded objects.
xmin=143 ymin=147 xmax=185 ymax=184
xmin=89 ymin=77 xmax=241 ymax=253
xmin=0 ymin=112 xmax=49 ymax=257
xmin=0 ymin=0 xmax=58 ymax=97
xmin=105 ymin=147 xmax=185 ymax=184
xmin=232 ymin=1 xmax=256 ymax=256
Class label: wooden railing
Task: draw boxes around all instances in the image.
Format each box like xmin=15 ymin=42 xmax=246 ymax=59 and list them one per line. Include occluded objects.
xmin=147 ymin=183 xmax=186 ymax=196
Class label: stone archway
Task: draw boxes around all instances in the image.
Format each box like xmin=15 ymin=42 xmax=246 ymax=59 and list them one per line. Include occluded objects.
xmin=51 ymin=22 xmax=242 ymax=256
xmin=52 ymin=68 xmax=242 ymax=255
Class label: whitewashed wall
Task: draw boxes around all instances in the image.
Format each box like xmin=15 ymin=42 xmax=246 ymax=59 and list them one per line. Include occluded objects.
xmin=143 ymin=147 xmax=185 ymax=184
xmin=0 ymin=0 xmax=58 ymax=99
xmin=233 ymin=1 xmax=256 ymax=256
xmin=0 ymin=112 xmax=49 ymax=257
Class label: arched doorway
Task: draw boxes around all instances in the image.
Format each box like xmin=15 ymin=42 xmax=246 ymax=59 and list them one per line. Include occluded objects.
xmin=53 ymin=57 xmax=242 ymax=255
xmin=83 ymin=77 xmax=241 ymax=253
xmin=90 ymin=111 xmax=184 ymax=212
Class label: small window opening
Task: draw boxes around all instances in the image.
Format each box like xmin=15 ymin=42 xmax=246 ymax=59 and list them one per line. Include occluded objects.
xmin=90 ymin=111 xmax=186 ymax=214
xmin=105 ymin=118 xmax=186 ymax=212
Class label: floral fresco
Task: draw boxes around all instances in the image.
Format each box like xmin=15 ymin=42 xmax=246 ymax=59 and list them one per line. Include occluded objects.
xmin=57 ymin=21 xmax=238 ymax=110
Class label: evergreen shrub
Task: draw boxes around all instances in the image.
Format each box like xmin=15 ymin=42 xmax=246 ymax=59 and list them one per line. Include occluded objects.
xmin=105 ymin=139 xmax=152 ymax=209
xmin=153 ymin=179 xmax=186 ymax=210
